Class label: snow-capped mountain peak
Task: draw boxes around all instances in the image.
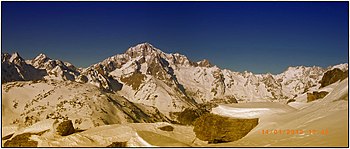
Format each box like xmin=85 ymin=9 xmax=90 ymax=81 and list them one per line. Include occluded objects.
xmin=329 ymin=63 xmax=348 ymax=71
xmin=31 ymin=53 xmax=50 ymax=67
xmin=34 ymin=53 xmax=49 ymax=61
xmin=9 ymin=52 xmax=25 ymax=64
xmin=125 ymin=42 xmax=164 ymax=58
xmin=2 ymin=52 xmax=47 ymax=83
xmin=197 ymin=59 xmax=213 ymax=67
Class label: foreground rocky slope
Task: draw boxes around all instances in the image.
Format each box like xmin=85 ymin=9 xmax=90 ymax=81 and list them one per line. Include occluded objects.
xmin=2 ymin=80 xmax=169 ymax=130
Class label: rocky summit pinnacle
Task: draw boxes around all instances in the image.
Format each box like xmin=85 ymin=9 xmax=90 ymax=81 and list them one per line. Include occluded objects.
xmin=197 ymin=59 xmax=213 ymax=67
xmin=125 ymin=42 xmax=164 ymax=58
xmin=9 ymin=52 xmax=24 ymax=64
xmin=32 ymin=53 xmax=50 ymax=66
xmin=35 ymin=53 xmax=49 ymax=60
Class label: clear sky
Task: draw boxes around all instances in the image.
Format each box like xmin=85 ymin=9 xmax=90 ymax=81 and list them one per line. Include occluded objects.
xmin=2 ymin=2 xmax=348 ymax=74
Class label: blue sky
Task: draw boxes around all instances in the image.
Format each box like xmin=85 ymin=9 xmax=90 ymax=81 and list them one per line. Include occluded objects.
xmin=2 ymin=2 xmax=348 ymax=74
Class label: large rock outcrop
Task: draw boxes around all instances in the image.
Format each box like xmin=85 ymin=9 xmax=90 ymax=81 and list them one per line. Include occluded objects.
xmin=319 ymin=68 xmax=348 ymax=88
xmin=307 ymin=91 xmax=329 ymax=102
xmin=193 ymin=113 xmax=259 ymax=144
xmin=4 ymin=133 xmax=38 ymax=147
xmin=3 ymin=130 xmax=47 ymax=147
xmin=173 ymin=103 xmax=217 ymax=125
xmin=175 ymin=108 xmax=208 ymax=125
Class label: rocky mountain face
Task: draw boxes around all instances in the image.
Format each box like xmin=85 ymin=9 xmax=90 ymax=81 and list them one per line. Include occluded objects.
xmin=319 ymin=68 xmax=348 ymax=88
xmin=28 ymin=53 xmax=82 ymax=81
xmin=2 ymin=43 xmax=348 ymax=116
xmin=2 ymin=80 xmax=170 ymax=130
xmin=1 ymin=52 xmax=46 ymax=83
xmin=85 ymin=43 xmax=347 ymax=110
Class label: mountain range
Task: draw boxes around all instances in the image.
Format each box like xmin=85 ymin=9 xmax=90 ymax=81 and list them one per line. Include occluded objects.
xmin=2 ymin=42 xmax=348 ymax=129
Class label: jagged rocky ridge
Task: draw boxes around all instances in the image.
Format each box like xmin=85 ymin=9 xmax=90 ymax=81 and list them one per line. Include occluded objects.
xmin=2 ymin=52 xmax=46 ymax=82
xmin=2 ymin=43 xmax=349 ymax=115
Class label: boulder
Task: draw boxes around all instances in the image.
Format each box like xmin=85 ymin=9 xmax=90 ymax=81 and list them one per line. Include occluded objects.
xmin=286 ymin=99 xmax=296 ymax=104
xmin=106 ymin=141 xmax=127 ymax=147
xmin=158 ymin=125 xmax=174 ymax=131
xmin=55 ymin=120 xmax=75 ymax=136
xmin=3 ymin=132 xmax=44 ymax=147
xmin=193 ymin=113 xmax=259 ymax=144
xmin=307 ymin=91 xmax=329 ymax=102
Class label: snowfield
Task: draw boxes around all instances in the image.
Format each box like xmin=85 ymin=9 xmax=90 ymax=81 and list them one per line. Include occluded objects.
xmin=210 ymin=78 xmax=348 ymax=147
xmin=212 ymin=102 xmax=296 ymax=119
